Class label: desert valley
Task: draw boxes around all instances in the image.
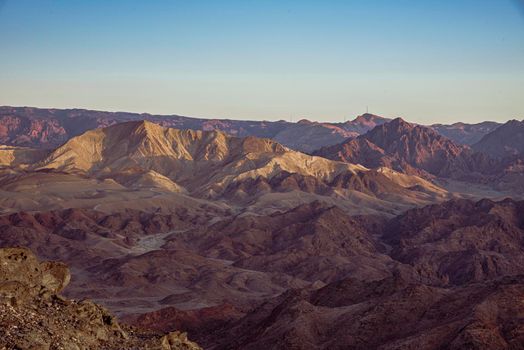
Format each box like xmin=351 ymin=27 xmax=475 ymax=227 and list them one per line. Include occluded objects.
xmin=1 ymin=106 xmax=524 ymax=349
xmin=2 ymin=0 xmax=524 ymax=348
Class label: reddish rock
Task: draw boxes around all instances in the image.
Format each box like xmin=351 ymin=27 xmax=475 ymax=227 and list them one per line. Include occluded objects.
xmin=473 ymin=119 xmax=524 ymax=158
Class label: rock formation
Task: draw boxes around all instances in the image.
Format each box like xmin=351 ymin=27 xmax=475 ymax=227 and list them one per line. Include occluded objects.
xmin=0 ymin=247 xmax=201 ymax=350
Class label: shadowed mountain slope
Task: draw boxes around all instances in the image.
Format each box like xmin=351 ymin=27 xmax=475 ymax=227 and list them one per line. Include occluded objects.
xmin=314 ymin=118 xmax=488 ymax=179
xmin=472 ymin=119 xmax=524 ymax=158
xmin=210 ymin=273 xmax=524 ymax=350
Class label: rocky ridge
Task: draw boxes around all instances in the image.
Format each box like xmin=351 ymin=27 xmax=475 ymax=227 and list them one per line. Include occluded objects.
xmin=0 ymin=247 xmax=201 ymax=350
xmin=314 ymin=117 xmax=484 ymax=178
xmin=0 ymin=120 xmax=449 ymax=214
xmin=2 ymin=195 xmax=524 ymax=349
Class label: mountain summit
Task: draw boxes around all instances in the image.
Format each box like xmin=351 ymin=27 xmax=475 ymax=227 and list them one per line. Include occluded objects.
xmin=314 ymin=118 xmax=477 ymax=178
xmin=347 ymin=113 xmax=391 ymax=133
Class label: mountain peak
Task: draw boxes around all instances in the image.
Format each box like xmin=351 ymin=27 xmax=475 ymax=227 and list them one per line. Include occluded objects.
xmin=389 ymin=117 xmax=410 ymax=126
xmin=114 ymin=119 xmax=163 ymax=133
xmin=340 ymin=114 xmax=391 ymax=134
xmin=93 ymin=120 xmax=165 ymax=141
xmin=317 ymin=116 xmax=470 ymax=178
xmin=384 ymin=117 xmax=414 ymax=132
xmin=505 ymin=119 xmax=523 ymax=127
xmin=352 ymin=113 xmax=388 ymax=124
xmin=368 ymin=117 xmax=414 ymax=137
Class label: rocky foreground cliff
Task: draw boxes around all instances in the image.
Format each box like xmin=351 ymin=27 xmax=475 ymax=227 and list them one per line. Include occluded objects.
xmin=0 ymin=247 xmax=201 ymax=350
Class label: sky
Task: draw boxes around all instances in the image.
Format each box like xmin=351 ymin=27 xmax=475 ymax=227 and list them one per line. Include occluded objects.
xmin=0 ymin=0 xmax=523 ymax=124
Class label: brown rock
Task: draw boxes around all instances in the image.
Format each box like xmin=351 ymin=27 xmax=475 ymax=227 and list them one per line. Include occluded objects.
xmin=0 ymin=247 xmax=202 ymax=350
xmin=160 ymin=331 xmax=201 ymax=350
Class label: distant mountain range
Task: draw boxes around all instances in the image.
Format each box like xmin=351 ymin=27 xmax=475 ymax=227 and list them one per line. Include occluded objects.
xmin=315 ymin=117 xmax=524 ymax=193
xmin=430 ymin=121 xmax=501 ymax=145
xmin=0 ymin=106 xmax=389 ymax=152
xmin=1 ymin=120 xmax=449 ymax=216
xmin=0 ymin=106 xmax=509 ymax=151
xmin=1 ymin=106 xmax=523 ymax=198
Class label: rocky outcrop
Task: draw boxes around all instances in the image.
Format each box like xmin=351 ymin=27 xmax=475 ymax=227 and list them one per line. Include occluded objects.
xmin=0 ymin=247 xmax=201 ymax=350
xmin=0 ymin=114 xmax=69 ymax=148
xmin=0 ymin=247 xmax=70 ymax=306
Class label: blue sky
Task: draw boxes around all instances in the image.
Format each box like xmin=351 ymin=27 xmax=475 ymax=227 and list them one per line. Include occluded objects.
xmin=0 ymin=0 xmax=523 ymax=123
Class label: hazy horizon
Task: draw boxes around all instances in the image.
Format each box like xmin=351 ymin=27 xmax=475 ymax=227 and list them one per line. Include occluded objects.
xmin=1 ymin=0 xmax=523 ymax=124
xmin=1 ymin=103 xmax=521 ymax=126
